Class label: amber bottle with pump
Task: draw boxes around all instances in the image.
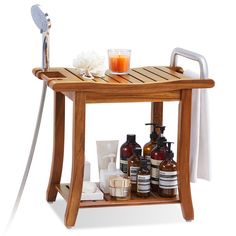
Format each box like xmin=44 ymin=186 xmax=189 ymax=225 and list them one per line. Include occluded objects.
xmin=120 ymin=134 xmax=141 ymax=176
xmin=137 ymin=158 xmax=150 ymax=197
xmin=128 ymin=147 xmax=141 ymax=192
xmin=150 ymin=126 xmax=167 ymax=192
xmin=143 ymin=123 xmax=158 ymax=171
xmin=159 ymin=142 xmax=178 ymax=198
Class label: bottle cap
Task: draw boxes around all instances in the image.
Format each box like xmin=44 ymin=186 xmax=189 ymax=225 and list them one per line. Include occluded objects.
xmin=140 ymin=158 xmax=148 ymax=168
xmin=127 ymin=134 xmax=136 ymax=143
xmin=145 ymin=123 xmax=159 ymax=140
xmin=133 ymin=147 xmax=142 ymax=157
xmin=164 ymin=142 xmax=174 ymax=159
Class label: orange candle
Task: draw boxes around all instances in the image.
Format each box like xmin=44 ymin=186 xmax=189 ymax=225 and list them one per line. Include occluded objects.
xmin=108 ymin=49 xmax=131 ymax=74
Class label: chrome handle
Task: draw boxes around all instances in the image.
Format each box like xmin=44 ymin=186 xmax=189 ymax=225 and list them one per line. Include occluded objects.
xmin=170 ymin=47 xmax=208 ymax=79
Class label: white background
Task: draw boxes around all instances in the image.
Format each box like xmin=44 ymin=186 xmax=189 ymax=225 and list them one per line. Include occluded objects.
xmin=0 ymin=0 xmax=236 ymax=235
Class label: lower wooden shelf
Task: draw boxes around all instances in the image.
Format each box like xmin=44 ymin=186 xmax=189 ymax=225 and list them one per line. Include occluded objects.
xmin=56 ymin=184 xmax=180 ymax=208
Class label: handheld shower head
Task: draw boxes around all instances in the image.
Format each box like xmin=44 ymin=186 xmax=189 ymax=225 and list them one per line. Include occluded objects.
xmin=31 ymin=4 xmax=51 ymax=71
xmin=31 ymin=4 xmax=51 ymax=33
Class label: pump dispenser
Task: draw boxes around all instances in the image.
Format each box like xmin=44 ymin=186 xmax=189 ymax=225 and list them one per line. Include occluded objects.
xmin=159 ymin=142 xmax=178 ymax=198
xmin=128 ymin=147 xmax=141 ymax=192
xmin=100 ymin=155 xmax=123 ymax=193
xmin=150 ymin=125 xmax=167 ymax=192
xmin=143 ymin=123 xmax=159 ymax=170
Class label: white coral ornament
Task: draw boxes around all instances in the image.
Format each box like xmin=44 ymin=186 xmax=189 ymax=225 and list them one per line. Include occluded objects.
xmin=73 ymin=51 xmax=105 ymax=79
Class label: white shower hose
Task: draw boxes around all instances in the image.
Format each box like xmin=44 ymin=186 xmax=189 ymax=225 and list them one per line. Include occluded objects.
xmin=5 ymin=81 xmax=47 ymax=231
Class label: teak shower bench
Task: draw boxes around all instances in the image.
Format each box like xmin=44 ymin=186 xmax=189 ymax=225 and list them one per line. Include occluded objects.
xmin=33 ymin=64 xmax=214 ymax=227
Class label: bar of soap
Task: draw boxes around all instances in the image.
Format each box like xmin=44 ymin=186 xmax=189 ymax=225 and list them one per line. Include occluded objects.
xmin=109 ymin=176 xmax=130 ymax=188
xmin=82 ymin=181 xmax=97 ymax=193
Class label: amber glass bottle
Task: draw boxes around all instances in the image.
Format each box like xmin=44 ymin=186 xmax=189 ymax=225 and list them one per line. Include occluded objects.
xmin=143 ymin=123 xmax=158 ymax=171
xmin=128 ymin=147 xmax=141 ymax=192
xmin=159 ymin=142 xmax=178 ymax=198
xmin=120 ymin=134 xmax=141 ymax=176
xmin=150 ymin=126 xmax=167 ymax=192
xmin=137 ymin=158 xmax=151 ymax=197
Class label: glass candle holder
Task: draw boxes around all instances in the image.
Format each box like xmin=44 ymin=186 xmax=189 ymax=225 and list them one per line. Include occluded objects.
xmin=108 ymin=49 xmax=131 ymax=74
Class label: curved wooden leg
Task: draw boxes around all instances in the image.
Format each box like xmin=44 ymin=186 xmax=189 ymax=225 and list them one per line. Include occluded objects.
xmin=65 ymin=92 xmax=85 ymax=227
xmin=177 ymin=89 xmax=194 ymax=221
xmin=47 ymin=92 xmax=65 ymax=202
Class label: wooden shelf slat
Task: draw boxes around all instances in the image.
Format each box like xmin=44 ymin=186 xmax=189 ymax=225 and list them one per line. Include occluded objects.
xmin=56 ymin=184 xmax=180 ymax=208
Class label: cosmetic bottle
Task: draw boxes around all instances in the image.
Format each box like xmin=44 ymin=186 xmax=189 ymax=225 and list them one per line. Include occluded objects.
xmin=120 ymin=134 xmax=141 ymax=176
xmin=128 ymin=147 xmax=141 ymax=192
xmin=150 ymin=126 xmax=167 ymax=192
xmin=159 ymin=142 xmax=178 ymax=198
xmin=137 ymin=158 xmax=151 ymax=197
xmin=100 ymin=156 xmax=123 ymax=193
xmin=143 ymin=123 xmax=159 ymax=170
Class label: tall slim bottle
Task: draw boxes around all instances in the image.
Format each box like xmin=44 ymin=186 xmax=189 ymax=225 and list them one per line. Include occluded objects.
xmin=143 ymin=123 xmax=158 ymax=171
xmin=150 ymin=126 xmax=167 ymax=192
xmin=128 ymin=147 xmax=141 ymax=192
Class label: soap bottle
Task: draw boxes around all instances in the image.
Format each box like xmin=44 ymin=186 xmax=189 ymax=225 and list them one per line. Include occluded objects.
xmin=159 ymin=142 xmax=178 ymax=198
xmin=137 ymin=158 xmax=151 ymax=197
xmin=100 ymin=156 xmax=123 ymax=193
xmin=128 ymin=147 xmax=141 ymax=192
xmin=120 ymin=134 xmax=141 ymax=176
xmin=143 ymin=123 xmax=159 ymax=171
xmin=150 ymin=126 xmax=167 ymax=192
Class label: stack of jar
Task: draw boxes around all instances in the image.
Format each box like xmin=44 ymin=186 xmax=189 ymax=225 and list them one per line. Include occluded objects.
xmin=119 ymin=124 xmax=177 ymax=198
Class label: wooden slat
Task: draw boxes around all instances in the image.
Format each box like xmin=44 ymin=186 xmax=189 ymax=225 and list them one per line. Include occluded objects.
xmin=66 ymin=68 xmax=102 ymax=83
xmin=145 ymin=66 xmax=180 ymax=81
xmin=56 ymin=184 xmax=180 ymax=208
xmin=132 ymin=68 xmax=167 ymax=82
xmin=157 ymin=66 xmax=191 ymax=80
xmin=105 ymin=72 xmax=131 ymax=84
xmin=128 ymin=70 xmax=158 ymax=83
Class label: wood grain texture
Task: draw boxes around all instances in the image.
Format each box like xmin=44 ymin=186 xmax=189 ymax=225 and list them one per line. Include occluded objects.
xmin=46 ymin=92 xmax=65 ymax=202
xmin=151 ymin=102 xmax=163 ymax=128
xmin=177 ymin=89 xmax=194 ymax=221
xmin=65 ymin=92 xmax=86 ymax=227
xmin=56 ymin=184 xmax=180 ymax=207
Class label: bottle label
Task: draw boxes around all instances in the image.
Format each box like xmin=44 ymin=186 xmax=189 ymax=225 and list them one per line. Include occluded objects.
xmin=120 ymin=157 xmax=128 ymax=174
xmin=144 ymin=155 xmax=151 ymax=171
xmin=150 ymin=159 xmax=162 ymax=185
xmin=130 ymin=166 xmax=140 ymax=184
xmin=159 ymin=171 xmax=178 ymax=189
xmin=137 ymin=175 xmax=151 ymax=193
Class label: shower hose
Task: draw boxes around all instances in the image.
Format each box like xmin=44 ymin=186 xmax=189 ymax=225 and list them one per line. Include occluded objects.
xmin=6 ymin=81 xmax=47 ymax=230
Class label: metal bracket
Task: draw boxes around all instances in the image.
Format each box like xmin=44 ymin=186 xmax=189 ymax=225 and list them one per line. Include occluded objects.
xmin=170 ymin=47 xmax=208 ymax=79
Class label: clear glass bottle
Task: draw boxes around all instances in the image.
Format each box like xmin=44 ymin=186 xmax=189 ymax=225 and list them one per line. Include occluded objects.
xmin=159 ymin=142 xmax=178 ymax=198
xmin=143 ymin=123 xmax=158 ymax=171
xmin=137 ymin=158 xmax=151 ymax=197
xmin=120 ymin=134 xmax=141 ymax=176
xmin=128 ymin=147 xmax=141 ymax=192
xmin=150 ymin=126 xmax=167 ymax=192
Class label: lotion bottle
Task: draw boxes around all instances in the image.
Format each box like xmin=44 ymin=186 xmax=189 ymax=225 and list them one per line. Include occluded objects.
xmin=143 ymin=123 xmax=158 ymax=171
xmin=159 ymin=142 xmax=178 ymax=198
xmin=150 ymin=126 xmax=167 ymax=192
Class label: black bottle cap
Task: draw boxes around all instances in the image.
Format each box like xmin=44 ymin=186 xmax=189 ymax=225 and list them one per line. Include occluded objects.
xmin=127 ymin=134 xmax=136 ymax=143
xmin=140 ymin=158 xmax=148 ymax=168
xmin=133 ymin=147 xmax=142 ymax=156
xmin=164 ymin=142 xmax=174 ymax=159
xmin=145 ymin=123 xmax=159 ymax=140
xmin=157 ymin=125 xmax=166 ymax=135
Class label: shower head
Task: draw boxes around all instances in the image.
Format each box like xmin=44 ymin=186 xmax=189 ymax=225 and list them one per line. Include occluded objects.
xmin=31 ymin=4 xmax=51 ymax=33
xmin=31 ymin=4 xmax=51 ymax=71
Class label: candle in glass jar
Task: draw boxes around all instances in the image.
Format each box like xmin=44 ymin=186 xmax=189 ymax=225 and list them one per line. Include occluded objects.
xmin=108 ymin=49 xmax=131 ymax=74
